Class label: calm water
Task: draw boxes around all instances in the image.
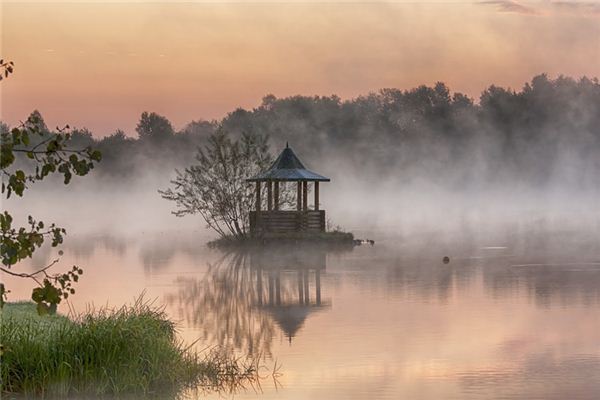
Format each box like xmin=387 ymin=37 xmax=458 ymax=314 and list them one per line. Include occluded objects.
xmin=6 ymin=224 xmax=600 ymax=399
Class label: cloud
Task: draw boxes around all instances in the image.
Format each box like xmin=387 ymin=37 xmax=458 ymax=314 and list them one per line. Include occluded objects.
xmin=550 ymin=1 xmax=600 ymax=16
xmin=480 ymin=0 xmax=600 ymax=17
xmin=479 ymin=0 xmax=539 ymax=15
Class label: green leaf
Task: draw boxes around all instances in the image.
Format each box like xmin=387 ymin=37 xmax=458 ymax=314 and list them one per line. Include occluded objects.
xmin=47 ymin=140 xmax=58 ymax=152
xmin=0 ymin=143 xmax=15 ymax=169
xmin=63 ymin=170 xmax=72 ymax=184
xmin=37 ymin=302 xmax=49 ymax=316
xmin=11 ymin=130 xmax=21 ymax=145
xmin=0 ymin=283 xmax=6 ymax=308
xmin=31 ymin=287 xmax=44 ymax=303
xmin=21 ymin=131 xmax=30 ymax=146
xmin=91 ymin=150 xmax=102 ymax=161
xmin=45 ymin=285 xmax=61 ymax=304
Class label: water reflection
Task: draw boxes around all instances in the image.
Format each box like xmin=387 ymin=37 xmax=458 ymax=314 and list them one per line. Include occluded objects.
xmin=26 ymin=230 xmax=213 ymax=273
xmin=165 ymin=251 xmax=275 ymax=357
xmin=7 ymin=226 xmax=600 ymax=399
xmin=364 ymin=227 xmax=600 ymax=307
xmin=165 ymin=246 xmax=341 ymax=357
xmin=377 ymin=254 xmax=600 ymax=307
xmin=251 ymin=248 xmax=330 ymax=344
xmin=137 ymin=231 xmax=213 ymax=272
xmin=481 ymin=263 xmax=600 ymax=307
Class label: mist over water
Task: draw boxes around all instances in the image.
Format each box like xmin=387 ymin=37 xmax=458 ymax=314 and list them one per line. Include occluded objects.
xmin=5 ymin=163 xmax=599 ymax=239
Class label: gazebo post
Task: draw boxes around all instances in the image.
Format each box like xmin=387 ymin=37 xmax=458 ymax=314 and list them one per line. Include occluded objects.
xmin=256 ymin=267 xmax=263 ymax=305
xmin=255 ymin=181 xmax=261 ymax=211
xmin=297 ymin=270 xmax=304 ymax=304
xmin=267 ymin=181 xmax=273 ymax=211
xmin=268 ymin=272 xmax=274 ymax=305
xmin=302 ymin=181 xmax=308 ymax=211
xmin=274 ymin=181 xmax=279 ymax=210
xmin=314 ymin=181 xmax=319 ymax=211
xmin=275 ymin=270 xmax=281 ymax=305
xmin=296 ymin=181 xmax=302 ymax=211
xmin=303 ymin=269 xmax=309 ymax=304
xmin=315 ymin=269 xmax=321 ymax=305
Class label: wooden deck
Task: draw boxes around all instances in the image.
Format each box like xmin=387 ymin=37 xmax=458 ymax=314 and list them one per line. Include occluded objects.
xmin=249 ymin=210 xmax=326 ymax=237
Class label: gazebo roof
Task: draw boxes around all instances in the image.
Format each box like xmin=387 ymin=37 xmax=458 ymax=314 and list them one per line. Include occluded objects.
xmin=264 ymin=304 xmax=325 ymax=343
xmin=246 ymin=144 xmax=330 ymax=182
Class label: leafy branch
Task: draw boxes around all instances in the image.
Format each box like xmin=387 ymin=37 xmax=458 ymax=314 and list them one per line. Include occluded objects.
xmin=1 ymin=64 xmax=101 ymax=313
xmin=0 ymin=59 xmax=14 ymax=81
xmin=1 ymin=114 xmax=102 ymax=198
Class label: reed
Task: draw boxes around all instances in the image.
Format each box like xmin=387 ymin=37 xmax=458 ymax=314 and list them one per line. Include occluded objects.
xmin=0 ymin=299 xmax=258 ymax=397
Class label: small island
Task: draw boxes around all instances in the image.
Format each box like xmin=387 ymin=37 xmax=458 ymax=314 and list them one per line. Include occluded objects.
xmin=161 ymin=136 xmax=355 ymax=248
xmin=218 ymin=144 xmax=353 ymax=247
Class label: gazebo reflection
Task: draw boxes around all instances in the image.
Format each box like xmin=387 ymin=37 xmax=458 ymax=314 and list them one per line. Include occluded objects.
xmin=250 ymin=247 xmax=330 ymax=343
xmin=165 ymin=246 xmax=338 ymax=357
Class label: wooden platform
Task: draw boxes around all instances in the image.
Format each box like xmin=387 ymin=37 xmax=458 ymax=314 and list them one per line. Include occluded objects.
xmin=249 ymin=210 xmax=326 ymax=237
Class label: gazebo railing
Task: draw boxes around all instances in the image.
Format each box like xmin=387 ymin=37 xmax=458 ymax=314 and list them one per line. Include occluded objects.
xmin=249 ymin=210 xmax=325 ymax=237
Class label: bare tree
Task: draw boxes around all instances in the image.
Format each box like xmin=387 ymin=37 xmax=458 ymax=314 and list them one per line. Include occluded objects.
xmin=159 ymin=129 xmax=274 ymax=239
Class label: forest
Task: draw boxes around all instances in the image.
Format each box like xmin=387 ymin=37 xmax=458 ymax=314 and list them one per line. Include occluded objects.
xmin=3 ymin=74 xmax=600 ymax=190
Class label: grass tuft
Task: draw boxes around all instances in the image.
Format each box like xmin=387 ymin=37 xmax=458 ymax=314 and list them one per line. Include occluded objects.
xmin=0 ymin=298 xmax=258 ymax=397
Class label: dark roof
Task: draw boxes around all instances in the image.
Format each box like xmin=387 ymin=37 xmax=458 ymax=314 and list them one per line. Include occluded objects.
xmin=246 ymin=145 xmax=330 ymax=182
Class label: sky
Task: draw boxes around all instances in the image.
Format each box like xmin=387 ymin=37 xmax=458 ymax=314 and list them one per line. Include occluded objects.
xmin=1 ymin=1 xmax=599 ymax=136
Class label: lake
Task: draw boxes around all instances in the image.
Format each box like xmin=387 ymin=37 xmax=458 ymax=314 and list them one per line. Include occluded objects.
xmin=5 ymin=221 xmax=600 ymax=399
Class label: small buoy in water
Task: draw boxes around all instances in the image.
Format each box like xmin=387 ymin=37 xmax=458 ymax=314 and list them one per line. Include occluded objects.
xmin=443 ymin=256 xmax=450 ymax=264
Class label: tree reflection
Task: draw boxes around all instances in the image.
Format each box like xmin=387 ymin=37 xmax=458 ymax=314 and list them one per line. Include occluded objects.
xmin=139 ymin=232 xmax=211 ymax=272
xmin=166 ymin=251 xmax=275 ymax=357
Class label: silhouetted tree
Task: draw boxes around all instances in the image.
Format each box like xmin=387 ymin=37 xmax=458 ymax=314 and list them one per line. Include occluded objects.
xmin=159 ymin=129 xmax=274 ymax=239
xmin=136 ymin=111 xmax=174 ymax=140
xmin=6 ymin=74 xmax=598 ymax=190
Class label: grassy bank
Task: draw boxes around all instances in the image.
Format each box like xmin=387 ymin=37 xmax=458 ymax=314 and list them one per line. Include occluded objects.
xmin=0 ymin=300 xmax=258 ymax=397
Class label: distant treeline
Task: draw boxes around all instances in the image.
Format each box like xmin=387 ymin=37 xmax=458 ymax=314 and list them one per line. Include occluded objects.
xmin=4 ymin=74 xmax=600 ymax=188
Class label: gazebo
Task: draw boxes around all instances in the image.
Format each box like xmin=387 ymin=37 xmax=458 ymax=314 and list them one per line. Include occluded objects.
xmin=246 ymin=144 xmax=330 ymax=237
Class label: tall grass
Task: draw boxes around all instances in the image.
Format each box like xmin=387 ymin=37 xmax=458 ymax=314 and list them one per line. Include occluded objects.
xmin=0 ymin=299 xmax=259 ymax=397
